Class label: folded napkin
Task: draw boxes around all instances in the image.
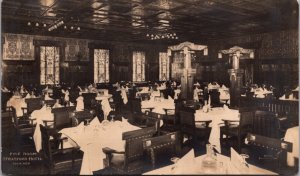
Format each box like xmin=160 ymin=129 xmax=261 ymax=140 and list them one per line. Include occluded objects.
xmin=44 ymin=93 xmax=53 ymax=100
xmin=168 ymin=95 xmax=174 ymax=100
xmin=90 ymin=117 xmax=100 ymax=127
xmin=223 ymin=104 xmax=229 ymax=110
xmin=52 ymin=102 xmax=62 ymax=108
xmin=120 ymin=89 xmax=128 ymax=104
xmin=76 ymin=96 xmax=84 ymax=111
xmin=64 ymin=90 xmax=70 ymax=102
xmin=25 ymin=93 xmax=31 ymax=98
xmin=172 ymin=149 xmax=195 ymax=174
xmin=122 ymin=116 xmax=127 ymax=122
xmin=230 ymin=147 xmax=249 ymax=174
xmin=293 ymin=86 xmax=299 ymax=91
xmin=77 ymin=122 xmax=85 ymax=133
xmin=279 ymin=95 xmax=285 ymax=100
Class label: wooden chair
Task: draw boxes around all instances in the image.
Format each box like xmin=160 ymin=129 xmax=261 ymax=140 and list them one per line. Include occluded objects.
xmin=142 ymin=131 xmax=180 ymax=169
xmin=131 ymin=98 xmax=153 ymax=126
xmin=253 ymin=110 xmax=280 ymax=138
xmin=11 ymin=107 xmax=35 ymax=144
xmin=70 ymin=110 xmax=93 ymax=126
xmin=22 ymin=97 xmax=43 ymax=117
xmin=161 ymin=105 xmax=181 ymax=133
xmin=102 ymin=127 xmax=156 ymax=174
xmin=245 ymin=133 xmax=292 ymax=172
xmin=44 ymin=99 xmax=56 ymax=107
xmin=179 ymin=111 xmax=212 ymax=147
xmin=140 ymin=111 xmax=162 ymax=135
xmin=209 ymin=89 xmax=222 ymax=107
xmin=40 ymin=125 xmax=83 ymax=174
xmin=43 ymin=107 xmax=76 ymax=131
xmin=82 ymin=93 xmax=97 ymax=110
xmin=1 ymin=92 xmax=12 ymax=111
xmin=220 ymin=108 xmax=255 ymax=152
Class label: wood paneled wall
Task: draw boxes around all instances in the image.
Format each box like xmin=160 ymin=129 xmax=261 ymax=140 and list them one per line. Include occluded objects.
xmin=1 ymin=33 xmax=166 ymax=88
xmin=1 ymin=29 xmax=298 ymax=90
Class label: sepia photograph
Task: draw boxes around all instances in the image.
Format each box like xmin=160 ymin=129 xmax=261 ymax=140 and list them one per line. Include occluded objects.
xmin=1 ymin=0 xmax=299 ymax=175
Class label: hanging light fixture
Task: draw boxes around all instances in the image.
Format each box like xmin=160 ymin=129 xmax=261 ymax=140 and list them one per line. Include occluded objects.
xmin=146 ymin=32 xmax=178 ymax=40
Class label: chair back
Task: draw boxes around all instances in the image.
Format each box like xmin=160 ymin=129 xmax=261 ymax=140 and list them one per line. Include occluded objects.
xmin=140 ymin=93 xmax=151 ymax=101
xmin=2 ymin=92 xmax=12 ymax=111
xmin=52 ymin=107 xmax=75 ymax=130
xmin=160 ymin=89 xmax=168 ymax=99
xmin=71 ymin=110 xmax=93 ymax=126
xmin=142 ymin=132 xmax=180 ymax=168
xmin=44 ymin=99 xmax=56 ymax=107
xmin=82 ymin=93 xmax=97 ymax=109
xmin=210 ymin=89 xmax=221 ymax=107
xmin=122 ymin=127 xmax=156 ymax=164
xmin=131 ymin=98 xmax=142 ymax=113
xmin=246 ymin=133 xmax=292 ymax=152
xmin=253 ymin=110 xmax=279 ymax=138
xmin=10 ymin=107 xmax=19 ymax=127
xmin=142 ymin=131 xmax=179 ymax=150
xmin=40 ymin=124 xmax=54 ymax=166
xmin=25 ymin=98 xmax=43 ymax=114
xmin=239 ymin=110 xmax=255 ymax=136
xmin=69 ymin=89 xmax=79 ymax=103
xmin=179 ymin=111 xmax=195 ymax=136
xmin=144 ymin=111 xmax=161 ymax=131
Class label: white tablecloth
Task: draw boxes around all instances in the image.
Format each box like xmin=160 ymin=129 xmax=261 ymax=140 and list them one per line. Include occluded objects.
xmin=31 ymin=106 xmax=54 ymax=152
xmin=7 ymin=96 xmax=27 ymax=117
xmin=144 ymin=149 xmax=276 ymax=175
xmin=194 ymin=108 xmax=240 ymax=152
xmin=95 ymin=94 xmax=112 ymax=101
xmin=141 ymin=98 xmax=175 ymax=114
xmin=284 ymin=126 xmax=299 ymax=167
xmin=60 ymin=119 xmax=140 ymax=175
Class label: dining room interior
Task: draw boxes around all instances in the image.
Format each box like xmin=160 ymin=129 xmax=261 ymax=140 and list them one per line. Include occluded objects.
xmin=1 ymin=0 xmax=299 ymax=175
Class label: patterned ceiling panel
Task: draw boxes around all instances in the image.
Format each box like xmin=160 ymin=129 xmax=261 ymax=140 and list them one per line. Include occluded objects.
xmin=1 ymin=0 xmax=298 ymax=44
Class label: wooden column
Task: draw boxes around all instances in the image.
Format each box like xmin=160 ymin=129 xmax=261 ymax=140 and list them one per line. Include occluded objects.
xmin=180 ymin=47 xmax=194 ymax=99
xmin=228 ymin=68 xmax=244 ymax=107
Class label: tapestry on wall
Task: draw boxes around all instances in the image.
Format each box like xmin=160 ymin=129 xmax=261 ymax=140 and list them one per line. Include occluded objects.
xmin=3 ymin=34 xmax=34 ymax=60
xmin=65 ymin=39 xmax=89 ymax=61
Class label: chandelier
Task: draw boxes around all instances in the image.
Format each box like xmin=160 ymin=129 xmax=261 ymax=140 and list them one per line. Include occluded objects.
xmin=146 ymin=32 xmax=178 ymax=40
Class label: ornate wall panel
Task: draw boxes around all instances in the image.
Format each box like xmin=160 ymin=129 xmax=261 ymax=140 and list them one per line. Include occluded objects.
xmin=3 ymin=34 xmax=34 ymax=60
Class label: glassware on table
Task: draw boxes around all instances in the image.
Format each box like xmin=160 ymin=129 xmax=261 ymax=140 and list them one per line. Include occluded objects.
xmin=201 ymin=144 xmax=217 ymax=174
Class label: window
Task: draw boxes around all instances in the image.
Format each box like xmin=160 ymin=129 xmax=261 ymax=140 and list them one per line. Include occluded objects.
xmin=40 ymin=46 xmax=60 ymax=85
xmin=132 ymin=51 xmax=145 ymax=82
xmin=159 ymin=52 xmax=169 ymax=81
xmin=94 ymin=49 xmax=109 ymax=83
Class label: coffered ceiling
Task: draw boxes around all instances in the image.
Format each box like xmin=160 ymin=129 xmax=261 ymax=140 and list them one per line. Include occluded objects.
xmin=2 ymin=0 xmax=298 ymax=44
